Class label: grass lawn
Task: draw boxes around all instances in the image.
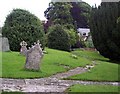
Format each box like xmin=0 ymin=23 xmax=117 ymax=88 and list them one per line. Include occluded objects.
xmin=64 ymin=50 xmax=119 ymax=81
xmin=1 ymin=48 xmax=119 ymax=80
xmin=1 ymin=48 xmax=92 ymax=78
xmin=66 ymin=84 xmax=119 ymax=93
xmin=71 ymin=49 xmax=109 ymax=61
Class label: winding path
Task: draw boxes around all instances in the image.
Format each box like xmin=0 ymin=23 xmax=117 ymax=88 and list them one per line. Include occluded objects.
xmin=1 ymin=63 xmax=120 ymax=92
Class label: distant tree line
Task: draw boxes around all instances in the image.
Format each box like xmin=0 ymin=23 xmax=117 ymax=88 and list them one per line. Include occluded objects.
xmin=44 ymin=2 xmax=91 ymax=32
xmin=2 ymin=1 xmax=120 ymax=61
xmin=2 ymin=2 xmax=91 ymax=51
xmin=44 ymin=2 xmax=91 ymax=51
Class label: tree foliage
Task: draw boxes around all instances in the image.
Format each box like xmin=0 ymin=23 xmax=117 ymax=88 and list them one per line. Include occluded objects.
xmin=65 ymin=29 xmax=77 ymax=47
xmin=47 ymin=24 xmax=70 ymax=51
xmin=71 ymin=2 xmax=91 ymax=28
xmin=44 ymin=2 xmax=91 ymax=49
xmin=90 ymin=2 xmax=120 ymax=60
xmin=44 ymin=2 xmax=79 ymax=49
xmin=44 ymin=2 xmax=73 ymax=25
xmin=2 ymin=9 xmax=45 ymax=51
xmin=44 ymin=2 xmax=91 ymax=29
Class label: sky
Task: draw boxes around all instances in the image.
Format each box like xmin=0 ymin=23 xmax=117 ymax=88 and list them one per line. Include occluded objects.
xmin=0 ymin=0 xmax=101 ymax=27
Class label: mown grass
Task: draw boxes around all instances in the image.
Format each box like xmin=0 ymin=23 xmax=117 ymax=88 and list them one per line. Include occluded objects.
xmin=65 ymin=61 xmax=118 ymax=81
xmin=1 ymin=48 xmax=92 ymax=78
xmin=1 ymin=48 xmax=119 ymax=81
xmin=66 ymin=84 xmax=119 ymax=93
xmin=71 ymin=49 xmax=109 ymax=61
xmin=65 ymin=50 xmax=119 ymax=81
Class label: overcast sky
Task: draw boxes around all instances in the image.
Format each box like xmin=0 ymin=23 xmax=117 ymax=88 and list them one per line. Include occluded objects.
xmin=0 ymin=0 xmax=101 ymax=27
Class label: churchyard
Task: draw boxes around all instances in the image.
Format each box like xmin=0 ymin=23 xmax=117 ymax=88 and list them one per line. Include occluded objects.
xmin=0 ymin=1 xmax=120 ymax=93
xmin=1 ymin=47 xmax=119 ymax=92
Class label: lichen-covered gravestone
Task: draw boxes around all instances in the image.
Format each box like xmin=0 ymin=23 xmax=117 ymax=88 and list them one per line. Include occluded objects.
xmin=20 ymin=41 xmax=27 ymax=56
xmin=25 ymin=40 xmax=44 ymax=71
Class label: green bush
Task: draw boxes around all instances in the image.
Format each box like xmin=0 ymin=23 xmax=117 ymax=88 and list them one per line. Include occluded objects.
xmin=65 ymin=28 xmax=77 ymax=47
xmin=2 ymin=9 xmax=45 ymax=51
xmin=47 ymin=24 xmax=70 ymax=51
xmin=85 ymin=36 xmax=94 ymax=48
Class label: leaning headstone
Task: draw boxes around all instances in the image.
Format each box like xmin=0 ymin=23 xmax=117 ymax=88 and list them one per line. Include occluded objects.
xmin=20 ymin=41 xmax=27 ymax=56
xmin=25 ymin=40 xmax=44 ymax=71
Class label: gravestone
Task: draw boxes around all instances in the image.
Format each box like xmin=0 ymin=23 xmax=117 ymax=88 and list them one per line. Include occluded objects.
xmin=0 ymin=28 xmax=10 ymax=51
xmin=2 ymin=37 xmax=10 ymax=51
xmin=20 ymin=41 xmax=27 ymax=56
xmin=0 ymin=31 xmax=10 ymax=51
xmin=25 ymin=40 xmax=44 ymax=71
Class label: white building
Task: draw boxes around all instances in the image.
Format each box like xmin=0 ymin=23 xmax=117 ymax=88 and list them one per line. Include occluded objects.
xmin=77 ymin=28 xmax=90 ymax=36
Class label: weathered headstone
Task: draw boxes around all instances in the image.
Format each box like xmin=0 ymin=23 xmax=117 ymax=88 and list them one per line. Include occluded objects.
xmin=20 ymin=41 xmax=27 ymax=56
xmin=0 ymin=37 xmax=10 ymax=52
xmin=25 ymin=40 xmax=44 ymax=71
xmin=0 ymin=28 xmax=10 ymax=52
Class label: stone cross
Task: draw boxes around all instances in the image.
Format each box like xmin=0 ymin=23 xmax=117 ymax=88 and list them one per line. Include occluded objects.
xmin=24 ymin=40 xmax=44 ymax=71
xmin=20 ymin=41 xmax=27 ymax=56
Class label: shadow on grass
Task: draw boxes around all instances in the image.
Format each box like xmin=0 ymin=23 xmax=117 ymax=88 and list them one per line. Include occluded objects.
xmin=98 ymin=59 xmax=120 ymax=64
xmin=22 ymin=68 xmax=41 ymax=72
xmin=108 ymin=60 xmax=120 ymax=64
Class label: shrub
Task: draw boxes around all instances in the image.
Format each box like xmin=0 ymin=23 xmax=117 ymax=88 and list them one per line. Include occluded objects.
xmin=85 ymin=36 xmax=94 ymax=48
xmin=47 ymin=24 xmax=70 ymax=51
xmin=65 ymin=28 xmax=77 ymax=47
xmin=2 ymin=9 xmax=45 ymax=51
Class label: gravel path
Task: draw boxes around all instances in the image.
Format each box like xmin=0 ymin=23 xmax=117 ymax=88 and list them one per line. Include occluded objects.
xmin=1 ymin=63 xmax=120 ymax=92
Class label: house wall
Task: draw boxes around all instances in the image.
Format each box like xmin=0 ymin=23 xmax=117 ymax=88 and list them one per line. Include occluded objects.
xmin=77 ymin=28 xmax=90 ymax=36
